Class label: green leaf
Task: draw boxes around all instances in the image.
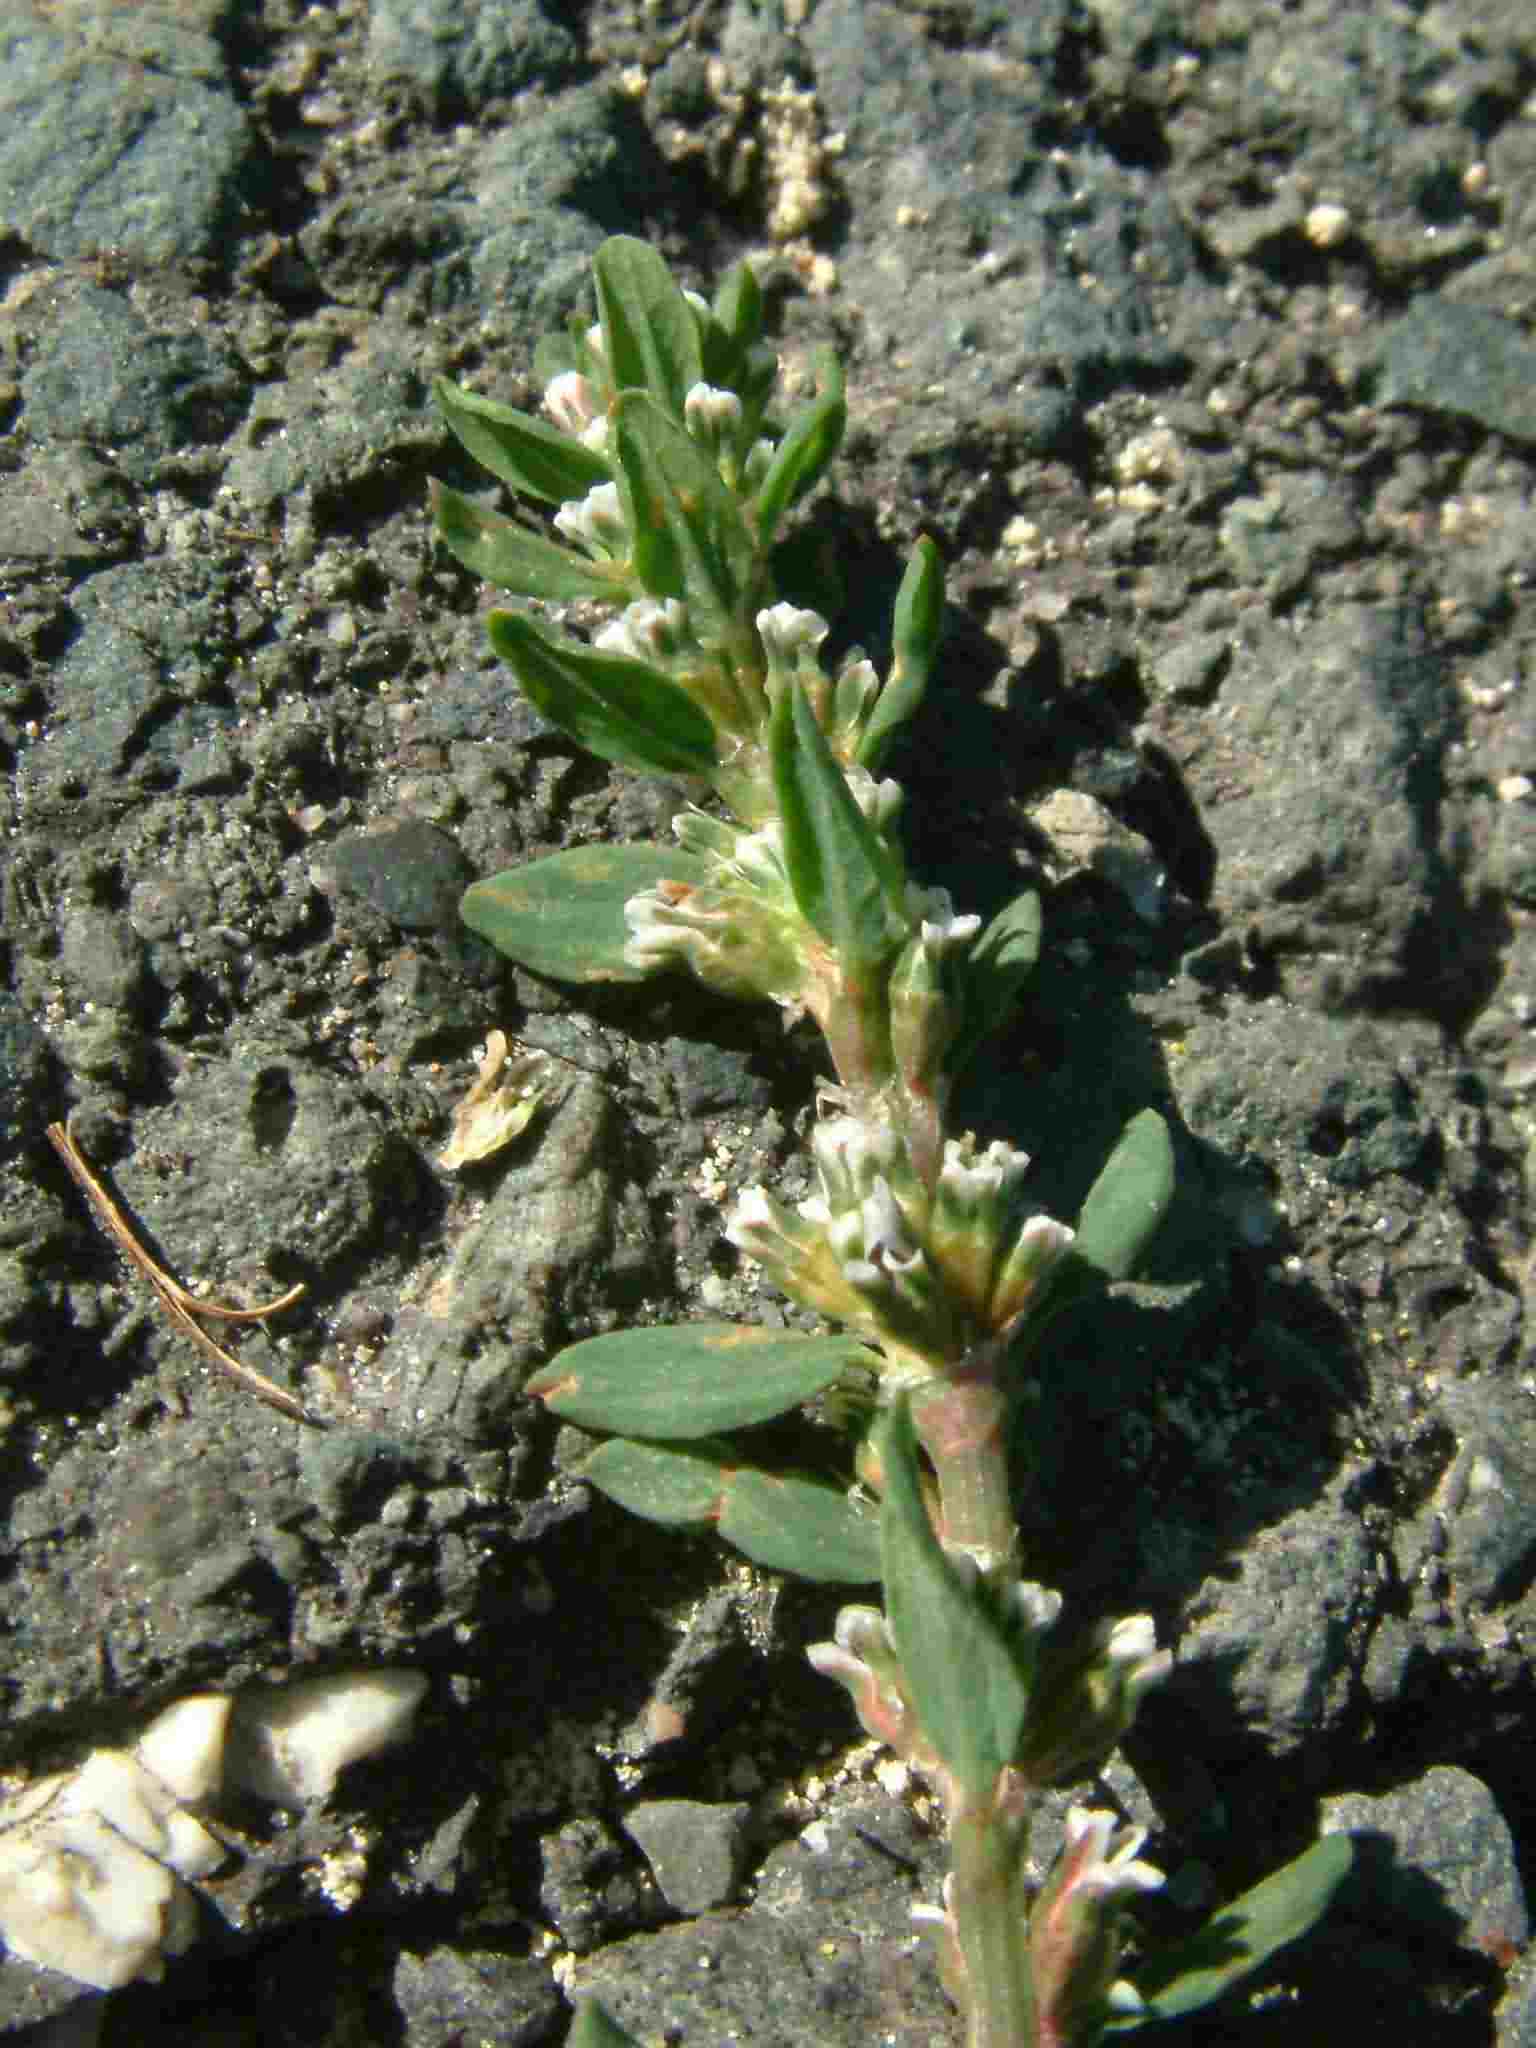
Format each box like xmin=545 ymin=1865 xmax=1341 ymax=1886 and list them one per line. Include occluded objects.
xmin=719 ymin=1466 xmax=882 ymax=1581
xmin=712 ymin=259 xmax=763 ymax=353
xmin=858 ymin=537 xmax=944 ymax=771
xmin=432 ymin=482 xmax=628 ymax=602
xmin=611 ymin=392 xmax=761 ymax=638
xmin=879 ymin=1396 xmax=1030 ymax=1803
xmin=528 ymin=1324 xmax=871 ymax=1437
xmin=462 ymin=846 xmax=710 ymax=982
xmin=583 ymin=1436 xmax=728 ymax=1523
xmin=1008 ymin=1110 xmax=1176 ymax=1360
xmin=947 ymin=888 xmax=1043 ymax=1076
xmin=486 ymin=610 xmax=718 ymax=778
xmin=569 ymin=2000 xmax=646 ymax=2048
xmin=752 ymin=348 xmax=846 ymax=546
xmin=435 ymin=376 xmax=611 ymax=503
xmin=771 ymin=679 xmax=907 ymax=973
xmin=593 ymin=236 xmax=703 ymax=419
xmin=1108 ymin=1835 xmax=1356 ymax=2030
xmin=698 ymin=264 xmax=770 ymax=405
xmin=1073 ymin=1108 xmax=1175 ymax=1285
xmin=582 ymin=1438 xmax=881 ymax=1582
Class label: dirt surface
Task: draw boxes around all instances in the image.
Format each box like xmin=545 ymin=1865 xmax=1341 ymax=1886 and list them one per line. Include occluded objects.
xmin=3 ymin=0 xmax=1536 ymax=2042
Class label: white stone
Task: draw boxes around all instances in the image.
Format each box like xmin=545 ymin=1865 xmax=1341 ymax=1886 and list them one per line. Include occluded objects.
xmin=225 ymin=1669 xmax=429 ymax=1808
xmin=0 ymin=1758 xmax=207 ymax=1989
xmin=134 ymin=1693 xmax=232 ymax=1806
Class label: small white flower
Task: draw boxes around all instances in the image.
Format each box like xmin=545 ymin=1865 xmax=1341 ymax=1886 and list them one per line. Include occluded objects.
xmin=1011 ymin=1581 xmax=1064 ymax=1635
xmin=809 ymin=1116 xmax=913 ymax=1228
xmin=906 ymin=884 xmax=983 ymax=953
xmin=684 ymin=381 xmax=744 ymax=447
xmin=833 ymin=1605 xmax=894 ymax=1661
xmin=937 ymin=1136 xmax=1030 ymax=1208
xmin=544 ymin=370 xmax=600 ymax=437
xmin=1008 ymin=1215 xmax=1075 ymax=1265
xmin=1106 ymin=1614 xmax=1157 ymax=1664
xmin=593 ymin=598 xmax=689 ymax=663
xmin=554 ymin=481 xmax=626 ymax=556
xmin=756 ymin=602 xmax=829 ymax=668
xmin=1060 ymin=1808 xmax=1165 ymax=1903
xmin=1099 ymin=1615 xmax=1173 ymax=1705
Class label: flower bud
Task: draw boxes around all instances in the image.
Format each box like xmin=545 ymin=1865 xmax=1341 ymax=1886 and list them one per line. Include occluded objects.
xmin=844 ymin=764 xmax=904 ymax=832
xmin=623 ymin=876 xmax=806 ymax=1007
xmin=553 ymin=481 xmax=627 ymax=558
xmin=808 ymin=1115 xmax=910 ymax=1220
xmin=832 ymin=655 xmax=880 ymax=744
xmin=807 ymin=1605 xmax=914 ymax=1753
xmin=544 ymin=370 xmax=602 ymax=438
xmin=757 ymin=602 xmax=829 ymax=676
xmin=886 ymin=891 xmax=976 ymax=1114
xmin=841 ymin=1236 xmax=956 ymax=1358
xmin=1010 ymin=1579 xmax=1064 ymax=1638
xmin=1029 ymin=1807 xmax=1164 ymax=2042
xmin=887 ymin=931 xmax=957 ymax=1114
xmin=684 ymin=380 xmax=745 ymax=457
xmin=725 ymin=1183 xmax=893 ymax=1334
xmin=741 ymin=436 xmax=777 ymax=492
xmin=925 ymin=1136 xmax=1031 ymax=1318
xmin=593 ymin=597 xmax=690 ymax=665
xmin=1013 ymin=1613 xmax=1170 ymax=1789
xmin=989 ymin=1213 xmax=1074 ymax=1329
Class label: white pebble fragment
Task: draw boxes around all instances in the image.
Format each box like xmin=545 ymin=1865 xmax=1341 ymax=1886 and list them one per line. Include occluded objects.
xmin=225 ymin=1669 xmax=430 ymax=1808
xmin=0 ymin=1731 xmax=224 ymax=1991
xmin=134 ymin=1693 xmax=233 ymax=1806
xmin=1305 ymin=202 xmax=1351 ymax=247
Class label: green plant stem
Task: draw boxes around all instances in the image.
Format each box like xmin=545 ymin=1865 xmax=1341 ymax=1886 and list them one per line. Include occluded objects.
xmin=912 ymin=1370 xmax=1017 ymax=1571
xmin=949 ymin=1798 xmax=1038 ymax=2048
xmin=817 ymin=966 xmax=895 ymax=1102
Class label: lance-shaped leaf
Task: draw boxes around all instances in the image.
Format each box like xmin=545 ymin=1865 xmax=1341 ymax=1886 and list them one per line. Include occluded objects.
xmin=582 ymin=1438 xmax=881 ymax=1582
xmin=1072 ymin=1107 xmax=1174 ymax=1284
xmin=435 ymin=376 xmax=611 ymax=503
xmin=752 ymin=348 xmax=846 ymax=546
xmin=1107 ymin=1835 xmax=1356 ymax=2030
xmin=611 ymin=392 xmax=760 ymax=638
xmin=858 ymin=537 xmax=944 ymax=771
xmin=946 ymin=887 xmax=1043 ymax=1077
xmin=432 ymin=482 xmax=628 ymax=602
xmin=593 ymin=235 xmax=703 ymax=420
xmin=771 ymin=678 xmax=907 ymax=973
xmin=462 ymin=846 xmax=710 ymax=982
xmin=879 ymin=1396 xmax=1030 ymax=1804
xmin=569 ymin=2001 xmax=645 ymax=2048
xmin=707 ymin=258 xmax=764 ymax=374
xmin=1007 ymin=1109 xmax=1176 ymax=1360
xmin=528 ymin=1324 xmax=871 ymax=1438
xmin=486 ymin=610 xmax=718 ymax=778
